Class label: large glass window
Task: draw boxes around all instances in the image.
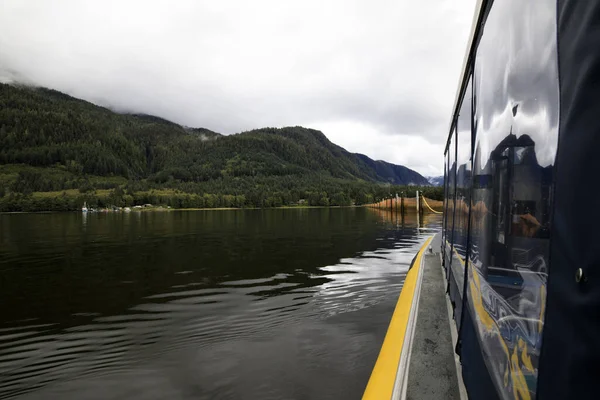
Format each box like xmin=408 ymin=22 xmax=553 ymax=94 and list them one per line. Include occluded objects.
xmin=465 ymin=0 xmax=559 ymax=398
xmin=444 ymin=129 xmax=457 ymax=272
xmin=442 ymin=159 xmax=448 ymax=257
xmin=448 ymin=77 xmax=473 ymax=328
xmin=455 ymin=77 xmax=473 ymax=261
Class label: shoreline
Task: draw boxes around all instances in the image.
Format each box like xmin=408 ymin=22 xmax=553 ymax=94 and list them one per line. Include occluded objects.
xmin=0 ymin=205 xmax=365 ymax=215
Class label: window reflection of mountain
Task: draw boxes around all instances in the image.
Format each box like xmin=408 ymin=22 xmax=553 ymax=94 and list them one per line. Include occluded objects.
xmin=467 ymin=133 xmax=551 ymax=382
xmin=471 ymin=133 xmax=551 ymax=296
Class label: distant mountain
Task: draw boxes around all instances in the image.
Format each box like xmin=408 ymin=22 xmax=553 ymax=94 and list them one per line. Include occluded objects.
xmin=0 ymin=83 xmax=434 ymax=210
xmin=355 ymin=154 xmax=429 ymax=185
xmin=427 ymin=176 xmax=444 ymax=186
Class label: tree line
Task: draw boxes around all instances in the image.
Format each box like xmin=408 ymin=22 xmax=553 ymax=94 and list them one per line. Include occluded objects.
xmin=0 ymin=83 xmax=441 ymax=212
xmin=0 ymin=167 xmax=443 ymax=212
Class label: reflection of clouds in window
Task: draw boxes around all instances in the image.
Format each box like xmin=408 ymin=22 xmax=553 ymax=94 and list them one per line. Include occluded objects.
xmin=474 ymin=0 xmax=558 ymax=169
xmin=514 ymin=148 xmax=526 ymax=164
xmin=457 ymin=131 xmax=471 ymax=165
xmin=457 ymin=77 xmax=472 ymax=166
xmin=512 ymin=108 xmax=558 ymax=167
xmin=464 ymin=0 xmax=558 ymax=398
xmin=475 ymin=94 xmax=558 ymax=169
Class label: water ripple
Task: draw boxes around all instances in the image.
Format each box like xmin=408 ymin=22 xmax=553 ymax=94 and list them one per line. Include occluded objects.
xmin=0 ymin=210 xmax=441 ymax=399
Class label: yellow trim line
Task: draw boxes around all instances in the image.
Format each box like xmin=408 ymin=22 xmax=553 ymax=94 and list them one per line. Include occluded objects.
xmin=363 ymin=236 xmax=434 ymax=400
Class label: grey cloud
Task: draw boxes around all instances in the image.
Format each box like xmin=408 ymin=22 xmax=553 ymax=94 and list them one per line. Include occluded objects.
xmin=0 ymin=0 xmax=475 ymax=174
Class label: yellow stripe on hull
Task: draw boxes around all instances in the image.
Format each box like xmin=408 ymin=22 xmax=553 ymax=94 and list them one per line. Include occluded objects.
xmin=362 ymin=236 xmax=434 ymax=400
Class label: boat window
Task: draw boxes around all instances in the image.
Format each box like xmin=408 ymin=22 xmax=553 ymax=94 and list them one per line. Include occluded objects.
xmin=442 ymin=159 xmax=448 ymax=256
xmin=444 ymin=128 xmax=457 ymax=272
xmin=447 ymin=75 xmax=473 ymax=329
xmin=463 ymin=0 xmax=560 ymax=397
xmin=455 ymin=77 xmax=472 ymax=261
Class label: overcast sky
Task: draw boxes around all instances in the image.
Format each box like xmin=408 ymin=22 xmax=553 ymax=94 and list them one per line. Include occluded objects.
xmin=0 ymin=0 xmax=475 ymax=176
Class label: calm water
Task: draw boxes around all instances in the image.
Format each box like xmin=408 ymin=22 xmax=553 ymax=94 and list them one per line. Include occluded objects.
xmin=0 ymin=208 xmax=441 ymax=400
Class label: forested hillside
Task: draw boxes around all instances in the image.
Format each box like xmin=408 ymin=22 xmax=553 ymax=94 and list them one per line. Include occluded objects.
xmin=0 ymin=83 xmax=437 ymax=211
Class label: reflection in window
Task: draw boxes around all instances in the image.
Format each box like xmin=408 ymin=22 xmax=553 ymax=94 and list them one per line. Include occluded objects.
xmin=457 ymin=0 xmax=560 ymax=396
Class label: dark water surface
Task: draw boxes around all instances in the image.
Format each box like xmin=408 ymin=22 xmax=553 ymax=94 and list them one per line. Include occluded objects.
xmin=0 ymin=208 xmax=441 ymax=399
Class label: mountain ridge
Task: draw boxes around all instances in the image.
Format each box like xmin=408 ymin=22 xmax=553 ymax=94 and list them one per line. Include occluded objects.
xmin=0 ymin=83 xmax=438 ymax=211
xmin=0 ymin=83 xmax=428 ymax=185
